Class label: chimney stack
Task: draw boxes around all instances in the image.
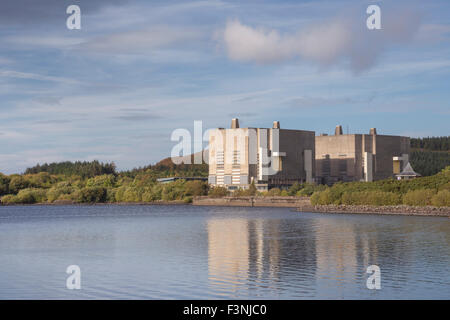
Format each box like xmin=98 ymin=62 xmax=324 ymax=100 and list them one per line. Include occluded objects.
xmin=273 ymin=121 xmax=280 ymax=129
xmin=370 ymin=128 xmax=377 ymax=135
xmin=335 ymin=125 xmax=343 ymax=135
xmin=231 ymin=118 xmax=239 ymax=129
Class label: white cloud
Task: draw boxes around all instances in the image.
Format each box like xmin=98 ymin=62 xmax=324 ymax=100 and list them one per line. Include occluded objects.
xmin=222 ymin=7 xmax=422 ymax=73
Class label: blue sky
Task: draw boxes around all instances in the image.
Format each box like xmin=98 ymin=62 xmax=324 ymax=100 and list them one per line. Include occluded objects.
xmin=0 ymin=0 xmax=449 ymax=173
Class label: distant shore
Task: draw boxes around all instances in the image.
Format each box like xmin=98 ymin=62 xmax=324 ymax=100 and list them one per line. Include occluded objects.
xmin=0 ymin=200 xmax=188 ymax=206
xmin=193 ymin=196 xmax=450 ymax=217
xmin=2 ymin=197 xmax=449 ymax=217
xmin=297 ymin=204 xmax=450 ymax=217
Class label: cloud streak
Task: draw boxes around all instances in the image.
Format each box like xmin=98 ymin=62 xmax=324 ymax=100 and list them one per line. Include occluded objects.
xmin=79 ymin=26 xmax=204 ymax=54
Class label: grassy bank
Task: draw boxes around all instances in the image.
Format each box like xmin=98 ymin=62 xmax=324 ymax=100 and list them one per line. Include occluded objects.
xmin=310 ymin=166 xmax=450 ymax=207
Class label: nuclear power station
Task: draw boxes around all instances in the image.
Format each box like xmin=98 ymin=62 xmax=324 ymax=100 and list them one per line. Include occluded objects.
xmin=208 ymin=119 xmax=412 ymax=190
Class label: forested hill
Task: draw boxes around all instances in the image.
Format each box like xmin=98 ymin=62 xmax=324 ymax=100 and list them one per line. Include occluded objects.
xmin=23 ymin=156 xmax=208 ymax=179
xmin=410 ymin=136 xmax=450 ymax=151
xmin=410 ymin=136 xmax=450 ymax=176
xmin=24 ymin=161 xmax=116 ymax=178
xmin=19 ymin=137 xmax=450 ymax=178
xmin=122 ymin=153 xmax=208 ymax=178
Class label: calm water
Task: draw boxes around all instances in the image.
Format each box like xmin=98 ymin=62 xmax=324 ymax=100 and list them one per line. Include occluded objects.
xmin=0 ymin=205 xmax=449 ymax=299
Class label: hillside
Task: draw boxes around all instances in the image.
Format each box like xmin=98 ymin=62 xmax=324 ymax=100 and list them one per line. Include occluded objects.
xmin=410 ymin=136 xmax=450 ymax=176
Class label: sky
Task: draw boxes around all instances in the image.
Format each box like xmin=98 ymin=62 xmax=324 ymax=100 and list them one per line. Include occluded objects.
xmin=0 ymin=0 xmax=449 ymax=174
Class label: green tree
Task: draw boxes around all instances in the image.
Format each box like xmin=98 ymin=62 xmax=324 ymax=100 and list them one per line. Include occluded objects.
xmin=431 ymin=190 xmax=450 ymax=207
xmin=9 ymin=175 xmax=30 ymax=194
xmin=78 ymin=187 xmax=107 ymax=203
xmin=208 ymin=186 xmax=228 ymax=198
xmin=0 ymin=173 xmax=10 ymax=195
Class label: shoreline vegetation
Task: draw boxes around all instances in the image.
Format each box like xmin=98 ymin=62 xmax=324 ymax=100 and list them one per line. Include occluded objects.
xmin=0 ymin=165 xmax=449 ymax=217
xmin=0 ymin=136 xmax=449 ymax=215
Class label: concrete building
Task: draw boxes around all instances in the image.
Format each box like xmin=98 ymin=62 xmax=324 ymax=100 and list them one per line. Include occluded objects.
xmin=315 ymin=126 xmax=410 ymax=184
xmin=208 ymin=119 xmax=315 ymax=190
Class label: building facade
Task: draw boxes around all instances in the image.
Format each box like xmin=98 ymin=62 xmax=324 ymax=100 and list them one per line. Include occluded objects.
xmin=208 ymin=119 xmax=315 ymax=190
xmin=315 ymin=126 xmax=410 ymax=184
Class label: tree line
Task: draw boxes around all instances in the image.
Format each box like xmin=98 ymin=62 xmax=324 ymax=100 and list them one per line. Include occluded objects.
xmin=410 ymin=136 xmax=450 ymax=151
xmin=25 ymin=160 xmax=116 ymax=178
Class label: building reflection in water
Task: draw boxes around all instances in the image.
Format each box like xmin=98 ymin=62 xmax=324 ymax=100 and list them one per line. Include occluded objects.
xmin=207 ymin=218 xmax=281 ymax=296
xmin=206 ymin=214 xmax=395 ymax=298
xmin=313 ymin=217 xmax=382 ymax=298
xmin=207 ymin=218 xmax=249 ymax=290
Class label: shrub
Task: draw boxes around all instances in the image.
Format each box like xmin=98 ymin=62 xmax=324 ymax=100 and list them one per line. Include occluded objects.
xmin=233 ymin=185 xmax=259 ymax=197
xmin=46 ymin=185 xmax=75 ymax=202
xmin=114 ymin=186 xmax=127 ymax=202
xmin=0 ymin=188 xmax=48 ymax=204
xmin=341 ymin=191 xmax=402 ymax=206
xmin=296 ymin=183 xmax=326 ymax=197
xmin=9 ymin=175 xmax=30 ymax=194
xmin=431 ymin=190 xmax=450 ymax=207
xmin=208 ymin=186 xmax=228 ymax=198
xmin=310 ymin=191 xmax=321 ymax=205
xmin=16 ymin=190 xmax=36 ymax=204
xmin=122 ymin=187 xmax=142 ymax=202
xmin=86 ymin=174 xmax=116 ymax=188
xmin=78 ymin=187 xmax=107 ymax=203
xmin=1 ymin=194 xmax=20 ymax=204
xmin=0 ymin=173 xmax=11 ymax=195
xmin=27 ymin=172 xmax=55 ymax=188
xmin=310 ymin=189 xmax=338 ymax=205
xmin=150 ymin=184 xmax=163 ymax=200
xmin=162 ymin=181 xmax=186 ymax=201
xmin=402 ymin=189 xmax=435 ymax=206
xmin=106 ymin=188 xmax=117 ymax=202
xmin=184 ymin=181 xmax=209 ymax=197
xmin=266 ymin=188 xmax=281 ymax=196
xmin=288 ymin=183 xmax=303 ymax=196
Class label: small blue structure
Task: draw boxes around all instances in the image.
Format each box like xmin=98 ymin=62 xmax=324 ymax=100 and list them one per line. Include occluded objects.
xmin=157 ymin=177 xmax=208 ymax=184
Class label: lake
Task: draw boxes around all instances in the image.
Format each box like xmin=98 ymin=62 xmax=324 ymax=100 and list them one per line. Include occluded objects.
xmin=0 ymin=205 xmax=449 ymax=299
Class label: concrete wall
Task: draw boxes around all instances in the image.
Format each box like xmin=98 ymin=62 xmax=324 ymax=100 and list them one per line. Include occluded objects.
xmin=372 ymin=135 xmax=410 ymax=180
xmin=268 ymin=129 xmax=315 ymax=186
xmin=208 ymin=120 xmax=315 ymax=189
xmin=193 ymin=196 xmax=311 ymax=208
xmin=316 ymin=134 xmax=359 ymax=184
xmin=315 ymin=132 xmax=410 ymax=184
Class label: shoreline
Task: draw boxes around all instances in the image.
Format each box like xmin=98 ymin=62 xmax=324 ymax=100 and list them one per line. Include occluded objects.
xmin=0 ymin=200 xmax=188 ymax=206
xmin=193 ymin=196 xmax=450 ymax=217
xmin=297 ymin=204 xmax=450 ymax=217
xmin=1 ymin=198 xmax=449 ymax=217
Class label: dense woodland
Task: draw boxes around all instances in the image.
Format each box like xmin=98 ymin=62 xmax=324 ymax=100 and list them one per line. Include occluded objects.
xmin=410 ymin=136 xmax=450 ymax=176
xmin=24 ymin=161 xmax=116 ymax=178
xmin=410 ymin=136 xmax=450 ymax=151
xmin=0 ymin=137 xmax=448 ymax=206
